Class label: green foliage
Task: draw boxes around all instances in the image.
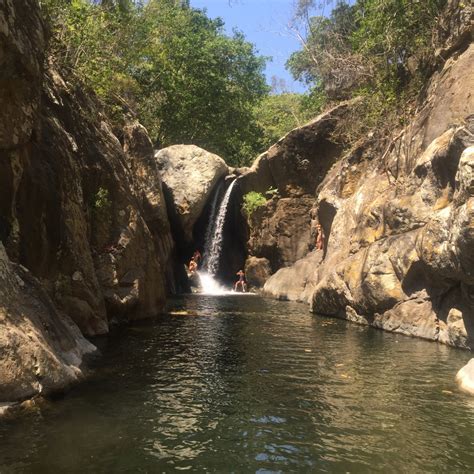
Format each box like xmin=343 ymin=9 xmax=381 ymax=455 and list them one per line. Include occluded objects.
xmin=255 ymin=94 xmax=305 ymax=149
xmin=92 ymin=187 xmax=112 ymax=211
xmin=288 ymin=0 xmax=447 ymax=139
xmin=255 ymin=90 xmax=328 ymax=150
xmin=242 ymin=191 xmax=267 ymax=218
xmin=265 ymin=186 xmax=279 ymax=198
xmin=39 ymin=0 xmax=269 ymax=166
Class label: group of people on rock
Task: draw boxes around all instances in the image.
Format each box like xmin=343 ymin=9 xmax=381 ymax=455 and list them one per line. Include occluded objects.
xmin=187 ymin=249 xmax=247 ymax=292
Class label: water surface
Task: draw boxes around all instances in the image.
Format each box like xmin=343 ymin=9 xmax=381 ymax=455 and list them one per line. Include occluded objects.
xmin=1 ymin=295 xmax=474 ymax=472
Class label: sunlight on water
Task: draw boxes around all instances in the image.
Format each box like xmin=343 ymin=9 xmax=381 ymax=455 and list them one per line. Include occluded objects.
xmin=197 ymin=271 xmax=251 ymax=296
xmin=1 ymin=296 xmax=473 ymax=473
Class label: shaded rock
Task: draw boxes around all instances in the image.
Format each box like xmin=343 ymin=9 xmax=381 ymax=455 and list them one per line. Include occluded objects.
xmin=0 ymin=243 xmax=96 ymax=404
xmin=263 ymin=250 xmax=322 ymax=302
xmin=245 ymin=256 xmax=272 ymax=288
xmin=239 ymin=102 xmax=351 ymax=198
xmin=247 ymin=197 xmax=315 ymax=271
xmin=0 ymin=0 xmax=45 ymax=148
xmin=1 ymin=0 xmax=172 ymax=340
xmin=155 ymin=145 xmax=229 ymax=244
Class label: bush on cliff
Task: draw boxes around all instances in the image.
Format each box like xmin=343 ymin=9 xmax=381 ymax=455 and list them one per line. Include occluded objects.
xmin=242 ymin=192 xmax=267 ymax=218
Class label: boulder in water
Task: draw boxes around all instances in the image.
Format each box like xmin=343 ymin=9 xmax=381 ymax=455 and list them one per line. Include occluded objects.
xmin=155 ymin=145 xmax=229 ymax=244
xmin=456 ymin=359 xmax=474 ymax=395
xmin=245 ymin=256 xmax=272 ymax=288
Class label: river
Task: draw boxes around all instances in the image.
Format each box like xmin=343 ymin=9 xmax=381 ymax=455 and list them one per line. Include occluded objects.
xmin=1 ymin=295 xmax=474 ymax=472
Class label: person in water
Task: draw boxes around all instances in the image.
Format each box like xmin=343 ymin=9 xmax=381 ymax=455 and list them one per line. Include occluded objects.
xmin=234 ymin=269 xmax=247 ymax=292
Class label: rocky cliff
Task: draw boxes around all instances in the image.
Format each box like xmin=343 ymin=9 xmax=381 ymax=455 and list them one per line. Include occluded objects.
xmin=244 ymin=1 xmax=474 ymax=349
xmin=0 ymin=0 xmax=174 ymax=404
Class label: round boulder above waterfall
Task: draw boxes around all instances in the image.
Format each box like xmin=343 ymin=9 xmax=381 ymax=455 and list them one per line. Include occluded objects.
xmin=155 ymin=145 xmax=229 ymax=244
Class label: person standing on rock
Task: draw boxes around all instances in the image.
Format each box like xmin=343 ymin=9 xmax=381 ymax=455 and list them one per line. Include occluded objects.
xmin=193 ymin=250 xmax=202 ymax=268
xmin=234 ymin=269 xmax=247 ymax=292
xmin=316 ymin=224 xmax=325 ymax=251
xmin=188 ymin=257 xmax=198 ymax=274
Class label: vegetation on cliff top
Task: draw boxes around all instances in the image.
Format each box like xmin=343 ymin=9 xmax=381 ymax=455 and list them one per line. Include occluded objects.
xmin=287 ymin=0 xmax=448 ymax=142
xmin=40 ymin=0 xmax=269 ymax=166
xmin=40 ymin=0 xmax=450 ymax=165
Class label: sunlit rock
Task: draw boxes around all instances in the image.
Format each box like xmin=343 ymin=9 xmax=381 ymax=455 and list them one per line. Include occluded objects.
xmin=456 ymin=359 xmax=474 ymax=395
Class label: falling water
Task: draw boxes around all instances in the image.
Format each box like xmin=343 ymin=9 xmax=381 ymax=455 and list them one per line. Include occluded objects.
xmin=198 ymin=179 xmax=237 ymax=294
xmin=202 ymin=180 xmax=224 ymax=257
xmin=203 ymin=179 xmax=237 ymax=275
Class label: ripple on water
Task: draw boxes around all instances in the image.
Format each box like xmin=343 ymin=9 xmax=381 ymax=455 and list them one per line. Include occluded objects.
xmin=0 ymin=296 xmax=474 ymax=472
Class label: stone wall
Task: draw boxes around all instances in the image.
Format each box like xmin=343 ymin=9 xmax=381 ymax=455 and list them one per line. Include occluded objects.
xmin=0 ymin=0 xmax=174 ymax=403
xmin=250 ymin=13 xmax=474 ymax=349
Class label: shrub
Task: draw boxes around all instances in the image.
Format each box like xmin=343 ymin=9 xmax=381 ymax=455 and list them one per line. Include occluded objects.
xmin=92 ymin=187 xmax=111 ymax=211
xmin=242 ymin=191 xmax=267 ymax=217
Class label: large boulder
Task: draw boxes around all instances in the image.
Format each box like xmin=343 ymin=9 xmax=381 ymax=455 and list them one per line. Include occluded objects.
xmin=456 ymin=359 xmax=474 ymax=395
xmin=155 ymin=145 xmax=229 ymax=244
xmin=0 ymin=243 xmax=96 ymax=404
xmin=239 ymin=102 xmax=351 ymax=198
xmin=245 ymin=256 xmax=272 ymax=288
xmin=263 ymin=250 xmax=323 ymax=302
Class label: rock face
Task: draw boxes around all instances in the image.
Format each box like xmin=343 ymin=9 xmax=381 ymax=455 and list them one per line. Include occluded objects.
xmin=155 ymin=145 xmax=229 ymax=246
xmin=263 ymin=250 xmax=323 ymax=302
xmin=0 ymin=243 xmax=95 ymax=403
xmin=240 ymin=103 xmax=352 ymax=271
xmin=244 ymin=18 xmax=474 ymax=349
xmin=0 ymin=0 xmax=174 ymax=402
xmin=244 ymin=256 xmax=272 ymax=288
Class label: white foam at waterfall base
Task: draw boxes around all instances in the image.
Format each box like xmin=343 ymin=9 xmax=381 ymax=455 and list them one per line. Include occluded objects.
xmin=197 ymin=271 xmax=234 ymax=295
xmin=197 ymin=271 xmax=254 ymax=296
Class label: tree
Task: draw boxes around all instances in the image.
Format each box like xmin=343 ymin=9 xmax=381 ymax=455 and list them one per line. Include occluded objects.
xmin=40 ymin=0 xmax=269 ymax=166
xmin=287 ymin=0 xmax=447 ymax=137
xmin=255 ymin=93 xmax=312 ymax=149
xmin=133 ymin=2 xmax=269 ymax=165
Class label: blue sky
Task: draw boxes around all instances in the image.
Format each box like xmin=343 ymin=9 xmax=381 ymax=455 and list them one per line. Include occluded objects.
xmin=190 ymin=0 xmax=308 ymax=93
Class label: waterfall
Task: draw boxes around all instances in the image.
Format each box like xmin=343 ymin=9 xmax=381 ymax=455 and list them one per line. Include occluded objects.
xmin=202 ymin=180 xmax=224 ymax=259
xmin=198 ymin=179 xmax=237 ymax=294
xmin=203 ymin=179 xmax=237 ymax=275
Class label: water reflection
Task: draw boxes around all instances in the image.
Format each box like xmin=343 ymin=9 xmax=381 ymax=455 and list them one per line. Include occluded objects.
xmin=0 ymin=295 xmax=473 ymax=472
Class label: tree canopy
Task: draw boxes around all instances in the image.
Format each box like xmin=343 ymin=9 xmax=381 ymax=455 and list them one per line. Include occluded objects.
xmin=40 ymin=0 xmax=269 ymax=166
xmin=287 ymin=0 xmax=447 ymax=137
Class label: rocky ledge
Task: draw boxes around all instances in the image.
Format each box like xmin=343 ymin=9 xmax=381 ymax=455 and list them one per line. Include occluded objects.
xmin=246 ymin=14 xmax=474 ymax=350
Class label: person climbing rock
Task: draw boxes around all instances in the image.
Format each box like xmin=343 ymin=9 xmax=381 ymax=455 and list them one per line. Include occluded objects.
xmin=192 ymin=250 xmax=202 ymax=267
xmin=234 ymin=269 xmax=247 ymax=292
xmin=316 ymin=224 xmax=325 ymax=251
xmin=188 ymin=257 xmax=198 ymax=274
